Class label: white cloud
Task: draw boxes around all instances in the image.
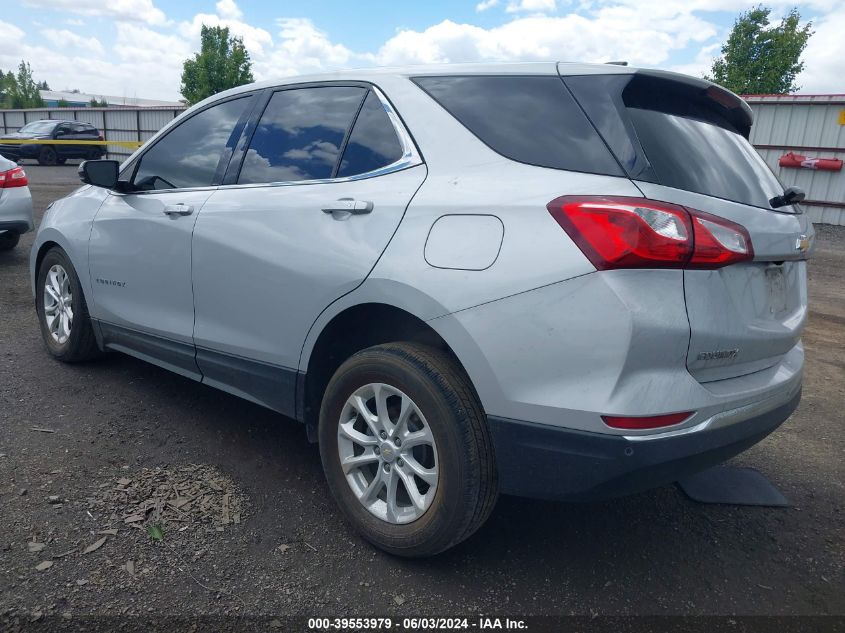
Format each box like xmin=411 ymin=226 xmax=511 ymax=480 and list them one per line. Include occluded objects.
xmin=0 ymin=20 xmax=25 ymax=49
xmin=254 ymin=18 xmax=353 ymax=79
xmin=40 ymin=28 xmax=105 ymax=54
xmin=506 ymin=0 xmax=556 ymax=13
xmin=22 ymin=0 xmax=168 ymax=26
xmin=216 ymin=0 xmax=243 ymax=21
xmin=374 ymin=12 xmax=715 ymax=68
xmin=178 ymin=10 xmax=273 ymax=57
xmin=476 ymin=0 xmax=499 ymax=11
xmin=668 ymin=41 xmax=721 ymax=78
xmin=797 ymin=11 xmax=845 ymax=92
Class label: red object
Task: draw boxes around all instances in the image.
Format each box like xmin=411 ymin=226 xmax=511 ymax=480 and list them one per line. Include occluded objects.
xmin=602 ymin=411 xmax=693 ymax=430
xmin=0 ymin=166 xmax=28 ymax=188
xmin=778 ymin=152 xmax=843 ymax=171
xmin=546 ymin=196 xmax=753 ymax=271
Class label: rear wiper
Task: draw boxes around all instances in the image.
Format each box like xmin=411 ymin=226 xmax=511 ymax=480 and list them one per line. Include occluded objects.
xmin=769 ymin=186 xmax=805 ymax=209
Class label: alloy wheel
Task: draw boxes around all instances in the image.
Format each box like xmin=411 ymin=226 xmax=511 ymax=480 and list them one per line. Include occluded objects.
xmin=337 ymin=383 xmax=439 ymax=524
xmin=43 ymin=264 xmax=73 ymax=344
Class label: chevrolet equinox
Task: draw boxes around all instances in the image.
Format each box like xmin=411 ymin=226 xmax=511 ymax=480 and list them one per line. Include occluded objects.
xmin=30 ymin=63 xmax=812 ymax=556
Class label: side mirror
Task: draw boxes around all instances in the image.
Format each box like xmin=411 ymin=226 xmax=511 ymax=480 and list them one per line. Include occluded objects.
xmin=769 ymin=186 xmax=805 ymax=209
xmin=78 ymin=160 xmax=119 ymax=189
xmin=54 ymin=129 xmax=67 ymax=137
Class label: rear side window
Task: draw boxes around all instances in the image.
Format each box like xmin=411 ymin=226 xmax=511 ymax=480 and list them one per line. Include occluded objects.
xmin=239 ymin=86 xmax=366 ymax=184
xmin=133 ymin=96 xmax=250 ymax=191
xmin=412 ymin=76 xmax=623 ymax=176
xmin=337 ymin=91 xmax=404 ymax=178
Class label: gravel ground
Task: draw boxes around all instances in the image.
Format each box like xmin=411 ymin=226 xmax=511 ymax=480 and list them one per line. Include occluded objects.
xmin=0 ymin=165 xmax=843 ymax=626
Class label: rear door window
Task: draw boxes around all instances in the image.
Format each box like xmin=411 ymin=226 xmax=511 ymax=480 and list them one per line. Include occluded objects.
xmin=133 ymin=96 xmax=251 ymax=191
xmin=238 ymin=86 xmax=366 ymax=184
xmin=337 ymin=91 xmax=404 ymax=178
xmin=412 ymin=75 xmax=623 ymax=176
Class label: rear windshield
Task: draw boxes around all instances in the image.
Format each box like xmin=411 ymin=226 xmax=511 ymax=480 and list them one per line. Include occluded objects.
xmin=412 ymin=75 xmax=623 ymax=177
xmin=565 ymin=73 xmax=783 ymax=210
xmin=628 ymin=108 xmax=783 ymax=209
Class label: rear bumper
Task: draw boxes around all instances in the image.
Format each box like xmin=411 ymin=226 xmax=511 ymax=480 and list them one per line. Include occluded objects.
xmin=0 ymin=186 xmax=35 ymax=234
xmin=489 ymin=388 xmax=800 ymax=501
xmin=0 ymin=220 xmax=32 ymax=233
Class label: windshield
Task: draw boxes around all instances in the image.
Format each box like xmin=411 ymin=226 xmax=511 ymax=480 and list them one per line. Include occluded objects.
xmin=18 ymin=121 xmax=58 ymax=135
xmin=628 ymin=108 xmax=784 ymax=209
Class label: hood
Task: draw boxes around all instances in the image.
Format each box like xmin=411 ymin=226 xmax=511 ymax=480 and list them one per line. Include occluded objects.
xmin=0 ymin=132 xmax=50 ymax=140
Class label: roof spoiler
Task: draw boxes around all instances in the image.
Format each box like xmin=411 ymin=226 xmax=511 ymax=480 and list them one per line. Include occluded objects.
xmin=632 ymin=68 xmax=754 ymax=132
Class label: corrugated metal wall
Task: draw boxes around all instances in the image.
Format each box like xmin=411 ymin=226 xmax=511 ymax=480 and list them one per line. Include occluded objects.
xmin=746 ymin=95 xmax=845 ymax=226
xmin=0 ymin=107 xmax=186 ymax=161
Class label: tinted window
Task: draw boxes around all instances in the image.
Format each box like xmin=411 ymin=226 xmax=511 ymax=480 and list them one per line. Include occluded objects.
xmin=337 ymin=91 xmax=404 ymax=177
xmin=412 ymin=76 xmax=623 ymax=176
xmin=133 ymin=97 xmax=250 ymax=191
xmin=239 ymin=86 xmax=365 ymax=184
xmin=628 ymin=108 xmax=783 ymax=209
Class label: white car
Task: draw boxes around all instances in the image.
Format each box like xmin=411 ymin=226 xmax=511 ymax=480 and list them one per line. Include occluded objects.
xmin=0 ymin=155 xmax=33 ymax=251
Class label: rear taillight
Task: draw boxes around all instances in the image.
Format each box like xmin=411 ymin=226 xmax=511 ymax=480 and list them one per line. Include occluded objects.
xmin=547 ymin=196 xmax=753 ymax=270
xmin=602 ymin=411 xmax=692 ymax=430
xmin=0 ymin=166 xmax=28 ymax=189
xmin=97 ymin=133 xmax=104 ymax=141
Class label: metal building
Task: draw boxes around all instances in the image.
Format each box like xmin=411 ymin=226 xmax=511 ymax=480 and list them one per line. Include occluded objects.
xmin=746 ymin=94 xmax=845 ymax=226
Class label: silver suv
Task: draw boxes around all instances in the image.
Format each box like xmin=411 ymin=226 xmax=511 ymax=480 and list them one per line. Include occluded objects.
xmin=30 ymin=63 xmax=812 ymax=556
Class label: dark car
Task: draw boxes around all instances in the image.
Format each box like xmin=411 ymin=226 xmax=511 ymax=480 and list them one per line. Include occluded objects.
xmin=0 ymin=119 xmax=105 ymax=166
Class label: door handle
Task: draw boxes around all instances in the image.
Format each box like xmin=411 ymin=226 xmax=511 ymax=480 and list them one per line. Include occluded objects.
xmin=321 ymin=199 xmax=373 ymax=215
xmin=163 ymin=203 xmax=194 ymax=216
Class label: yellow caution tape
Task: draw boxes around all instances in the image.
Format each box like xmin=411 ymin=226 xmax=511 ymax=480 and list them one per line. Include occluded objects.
xmin=0 ymin=139 xmax=144 ymax=148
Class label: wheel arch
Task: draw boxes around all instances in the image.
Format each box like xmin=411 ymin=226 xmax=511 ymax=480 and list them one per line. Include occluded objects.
xmin=299 ymin=299 xmax=493 ymax=436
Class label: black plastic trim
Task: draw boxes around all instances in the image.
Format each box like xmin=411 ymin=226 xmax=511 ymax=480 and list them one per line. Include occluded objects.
xmin=0 ymin=221 xmax=31 ymax=233
xmin=98 ymin=320 xmax=202 ymax=381
xmin=196 ymin=346 xmax=300 ymax=420
xmin=488 ymin=390 xmax=800 ymax=501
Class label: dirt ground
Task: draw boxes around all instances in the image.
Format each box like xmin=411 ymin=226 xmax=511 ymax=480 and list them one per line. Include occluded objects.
xmin=1 ymin=164 xmax=843 ymax=626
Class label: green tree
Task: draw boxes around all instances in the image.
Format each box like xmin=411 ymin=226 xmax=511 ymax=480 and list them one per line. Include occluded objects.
xmin=180 ymin=25 xmax=254 ymax=105
xmin=0 ymin=69 xmax=10 ymax=107
xmin=706 ymin=6 xmax=813 ymax=94
xmin=57 ymin=98 xmax=70 ymax=107
xmin=8 ymin=61 xmax=45 ymax=108
xmin=89 ymin=97 xmax=109 ymax=107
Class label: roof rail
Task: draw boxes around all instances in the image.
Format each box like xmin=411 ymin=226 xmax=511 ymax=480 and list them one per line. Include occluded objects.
xmin=605 ymin=61 xmax=628 ymax=66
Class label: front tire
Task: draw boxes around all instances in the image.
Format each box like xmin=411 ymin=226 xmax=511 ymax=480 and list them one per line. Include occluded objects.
xmin=36 ymin=247 xmax=101 ymax=362
xmin=319 ymin=343 xmax=498 ymax=557
xmin=0 ymin=232 xmax=20 ymax=251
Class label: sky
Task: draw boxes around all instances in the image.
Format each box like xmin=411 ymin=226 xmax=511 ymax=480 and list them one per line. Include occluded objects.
xmin=1 ymin=0 xmax=843 ymax=102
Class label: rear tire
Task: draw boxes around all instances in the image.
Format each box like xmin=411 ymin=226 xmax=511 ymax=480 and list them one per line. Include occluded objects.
xmin=0 ymin=232 xmax=20 ymax=251
xmin=319 ymin=342 xmax=498 ymax=557
xmin=37 ymin=146 xmax=57 ymax=166
xmin=36 ymin=247 xmax=101 ymax=362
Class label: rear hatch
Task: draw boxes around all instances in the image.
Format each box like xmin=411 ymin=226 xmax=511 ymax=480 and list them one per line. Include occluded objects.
xmin=563 ymin=69 xmax=812 ymax=382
